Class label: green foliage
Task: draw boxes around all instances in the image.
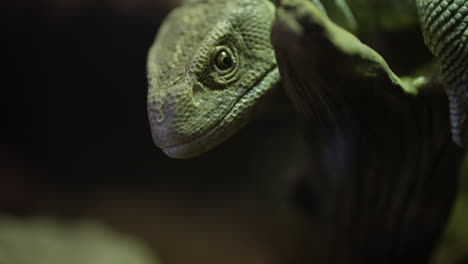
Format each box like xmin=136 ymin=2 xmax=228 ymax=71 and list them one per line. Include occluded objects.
xmin=0 ymin=216 xmax=159 ymax=264
xmin=433 ymin=157 xmax=468 ymax=264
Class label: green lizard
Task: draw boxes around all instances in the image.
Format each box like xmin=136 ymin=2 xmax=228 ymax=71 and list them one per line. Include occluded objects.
xmin=147 ymin=0 xmax=467 ymax=158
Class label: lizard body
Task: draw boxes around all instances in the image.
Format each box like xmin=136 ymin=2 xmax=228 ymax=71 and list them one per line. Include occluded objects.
xmin=417 ymin=0 xmax=468 ymax=145
xmin=147 ymin=0 xmax=467 ymax=158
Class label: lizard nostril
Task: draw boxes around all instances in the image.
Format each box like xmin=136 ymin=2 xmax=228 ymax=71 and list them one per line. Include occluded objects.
xmin=156 ymin=110 xmax=165 ymax=122
xmin=148 ymin=105 xmax=165 ymax=124
xmin=148 ymin=94 xmax=167 ymax=123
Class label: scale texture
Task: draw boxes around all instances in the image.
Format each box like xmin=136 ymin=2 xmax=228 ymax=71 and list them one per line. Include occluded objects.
xmin=147 ymin=0 xmax=278 ymax=158
xmin=417 ymin=0 xmax=468 ymax=145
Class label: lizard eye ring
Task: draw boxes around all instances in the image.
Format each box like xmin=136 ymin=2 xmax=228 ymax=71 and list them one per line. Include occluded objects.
xmin=210 ymin=46 xmax=240 ymax=85
xmin=212 ymin=47 xmax=236 ymax=72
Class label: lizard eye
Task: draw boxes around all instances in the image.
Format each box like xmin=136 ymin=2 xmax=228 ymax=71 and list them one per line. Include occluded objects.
xmin=214 ymin=50 xmax=233 ymax=70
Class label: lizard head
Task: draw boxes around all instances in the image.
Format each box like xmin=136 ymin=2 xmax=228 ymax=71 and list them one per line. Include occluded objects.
xmin=147 ymin=0 xmax=279 ymax=158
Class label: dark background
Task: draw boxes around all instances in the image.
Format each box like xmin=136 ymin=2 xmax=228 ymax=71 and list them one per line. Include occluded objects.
xmin=0 ymin=1 xmax=309 ymax=263
xmin=1 ymin=0 xmax=299 ymax=202
xmin=1 ymin=1 xmax=467 ymax=263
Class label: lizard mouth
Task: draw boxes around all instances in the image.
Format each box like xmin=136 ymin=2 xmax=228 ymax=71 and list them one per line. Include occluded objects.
xmin=161 ymin=65 xmax=278 ymax=158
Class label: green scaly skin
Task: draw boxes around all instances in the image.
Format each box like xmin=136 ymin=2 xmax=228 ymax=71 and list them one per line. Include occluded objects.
xmin=417 ymin=0 xmax=468 ymax=145
xmin=147 ymin=0 xmax=278 ymax=158
xmin=147 ymin=0 xmax=467 ymax=159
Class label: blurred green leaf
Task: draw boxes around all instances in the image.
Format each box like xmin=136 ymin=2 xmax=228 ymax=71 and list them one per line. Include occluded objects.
xmin=0 ymin=215 xmax=160 ymax=264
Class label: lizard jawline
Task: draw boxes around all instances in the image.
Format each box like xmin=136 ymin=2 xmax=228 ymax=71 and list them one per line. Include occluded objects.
xmin=162 ymin=65 xmax=278 ymax=159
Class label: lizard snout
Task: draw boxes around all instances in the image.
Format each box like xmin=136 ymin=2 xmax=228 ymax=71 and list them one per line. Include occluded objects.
xmin=147 ymin=81 xmax=199 ymax=150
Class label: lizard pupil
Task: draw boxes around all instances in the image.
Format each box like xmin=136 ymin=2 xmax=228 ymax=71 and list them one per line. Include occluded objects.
xmin=215 ymin=50 xmax=233 ymax=70
xmin=223 ymin=56 xmax=232 ymax=66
